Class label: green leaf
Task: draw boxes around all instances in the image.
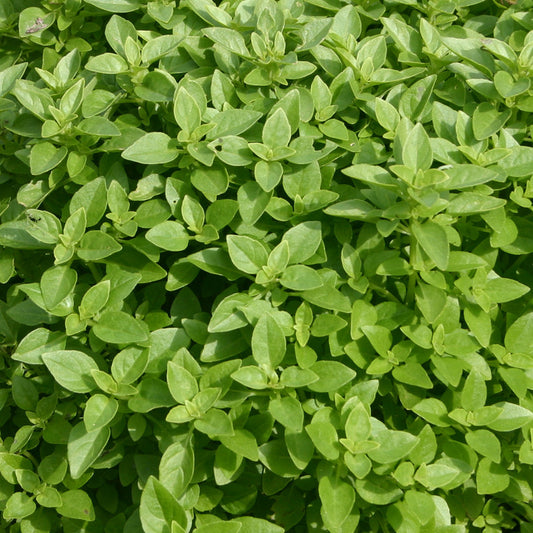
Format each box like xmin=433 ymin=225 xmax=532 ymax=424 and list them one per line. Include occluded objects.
xmin=159 ymin=440 xmax=194 ymax=499
xmin=403 ymin=123 xmax=432 ymax=171
xmin=77 ymin=230 xmax=122 ymax=261
xmin=140 ymin=476 xmax=188 ymax=533
xmin=122 ymin=132 xmax=179 ymax=164
xmin=220 ymin=429 xmax=259 ymax=462
xmin=279 ymin=367 xmax=319 ymax=388
xmin=444 ymin=165 xmax=501 ymax=190
xmin=404 ymin=490 xmax=435 ymax=526
xmin=446 ymin=193 xmax=506 ymax=215
xmin=282 ymin=221 xmax=322 ymax=264
xmin=368 ymin=428 xmax=418 ymax=464
xmin=505 ymin=312 xmax=533 ymax=355
xmin=231 ymin=366 xmax=269 ymax=390
xmin=111 ymin=346 xmax=148 ymax=384
xmin=195 ymin=409 xmax=234 ymax=436
xmin=70 ymin=178 xmax=107 ymax=227
xmin=233 ymin=517 xmax=284 ymax=533
xmin=79 ymin=280 xmax=110 ymax=319
xmin=499 ymin=146 xmax=533 ymax=178
xmin=227 ymin=235 xmax=268 ymax=274
xmin=174 ymin=87 xmax=201 ymax=136
xmin=483 ymin=277 xmax=530 ymax=304
xmin=307 ymin=361 xmax=356 ymax=392
xmin=279 ymin=265 xmax=322 ymax=291
xmin=355 ymin=475 xmax=403 ymax=505
xmin=3 ymin=492 xmax=36 ymax=520
xmin=77 ymin=116 xmax=120 ymax=137
xmin=146 ymin=221 xmax=189 ymax=252
xmin=85 ymin=0 xmax=142 ymax=12
xmin=167 ymin=361 xmax=198 ymax=403
xmin=472 ymin=103 xmax=511 ymax=140
xmin=252 ymin=314 xmax=286 ymax=368
xmin=269 ymin=396 xmax=304 ymax=432
xmin=237 ymin=182 xmax=271 ymax=224
xmin=30 ymin=142 xmax=67 ymax=176
xmin=361 ymin=325 xmax=392 ymax=357
xmin=319 ymin=474 xmax=355 ymax=529
xmin=487 ymin=402 xmax=533 ymax=432
xmin=465 ymin=430 xmax=501 ymax=463
xmin=412 ymin=398 xmax=451 ymax=427
xmin=258 ymin=439 xmax=301 ymax=477
xmin=392 ymin=362 xmax=433 ymax=389
xmin=93 ymin=311 xmax=150 ymax=344
xmin=42 ymin=350 xmax=98 ymax=393
xmin=142 ymin=35 xmax=182 ymax=64
xmin=40 ymin=265 xmax=77 ymax=310
xmin=411 ymin=220 xmax=449 ymax=270
xmin=57 ymin=490 xmax=95 ymax=521
xmin=12 ymin=328 xmax=66 ymax=365
xmin=203 ymin=27 xmax=251 ymax=57
xmin=476 ymin=457 xmax=509 ymax=494
xmin=86 ymin=53 xmax=129 ymax=74
xmin=67 ymin=422 xmax=110 ymax=479
xmin=345 ymin=402 xmax=371 ymax=442
xmin=0 ymin=62 xmax=27 ymax=98
xmin=84 ymin=394 xmax=118 ymax=431
xmin=263 ymin=109 xmax=291 ymax=149
xmin=128 ymin=378 xmax=175 ymax=413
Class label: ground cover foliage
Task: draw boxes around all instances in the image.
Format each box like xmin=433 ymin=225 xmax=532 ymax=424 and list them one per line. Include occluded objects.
xmin=0 ymin=0 xmax=533 ymax=531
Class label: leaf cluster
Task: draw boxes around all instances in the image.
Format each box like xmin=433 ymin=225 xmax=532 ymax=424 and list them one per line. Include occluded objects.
xmin=0 ymin=0 xmax=533 ymax=531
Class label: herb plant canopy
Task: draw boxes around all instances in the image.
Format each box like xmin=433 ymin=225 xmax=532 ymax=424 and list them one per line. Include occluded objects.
xmin=0 ymin=0 xmax=533 ymax=531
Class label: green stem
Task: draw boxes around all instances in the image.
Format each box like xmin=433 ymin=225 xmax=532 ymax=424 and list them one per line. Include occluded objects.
xmin=369 ymin=282 xmax=401 ymax=304
xmin=87 ymin=263 xmax=101 ymax=283
xmin=406 ymin=232 xmax=417 ymax=304
xmin=22 ymin=451 xmax=39 ymax=470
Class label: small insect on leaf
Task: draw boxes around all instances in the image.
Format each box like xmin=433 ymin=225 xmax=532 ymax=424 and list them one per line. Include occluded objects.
xmin=26 ymin=17 xmax=48 ymax=34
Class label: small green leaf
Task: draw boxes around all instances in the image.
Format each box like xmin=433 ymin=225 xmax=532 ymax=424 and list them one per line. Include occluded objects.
xmin=263 ymin=109 xmax=291 ymax=149
xmin=252 ymin=314 xmax=286 ymax=368
xmin=77 ymin=231 xmax=122 ymax=261
xmin=465 ymin=430 xmax=501 ymax=463
xmin=319 ymin=474 xmax=355 ymax=529
xmin=79 ymin=280 xmax=110 ymax=319
xmin=476 ymin=457 xmax=509 ymax=494
xmin=42 ymin=350 xmax=97 ymax=393
xmin=40 ymin=265 xmax=77 ymax=310
xmin=472 ymin=103 xmax=511 ymax=140
xmin=30 ymin=142 xmax=67 ymax=176
xmin=122 ymin=132 xmax=179 ymax=164
xmin=3 ymin=492 xmax=36 ymax=521
xmin=86 ymin=53 xmax=129 ymax=74
xmin=411 ymin=220 xmax=449 ymax=270
xmin=159 ymin=440 xmax=194 ymax=499
xmin=57 ymin=490 xmax=95 ymax=521
xmin=505 ymin=312 xmax=533 ymax=355
xmin=269 ymin=396 xmax=304 ymax=432
xmin=67 ymin=422 xmax=110 ymax=479
xmin=279 ymin=265 xmax=322 ymax=291
xmin=167 ymin=361 xmax=198 ymax=404
xmin=403 ymin=123 xmax=432 ymax=171
xmin=227 ymin=235 xmax=268 ymax=274
xmin=345 ymin=402 xmax=371 ymax=442
xmin=174 ymin=87 xmax=201 ymax=136
xmin=307 ymin=361 xmax=356 ymax=393
xmin=84 ymin=394 xmax=118 ymax=431
xmin=146 ymin=221 xmax=189 ymax=252
xmin=140 ymin=476 xmax=188 ymax=533
xmin=93 ymin=311 xmax=150 ymax=344
xmin=194 ymin=409 xmax=234 ymax=436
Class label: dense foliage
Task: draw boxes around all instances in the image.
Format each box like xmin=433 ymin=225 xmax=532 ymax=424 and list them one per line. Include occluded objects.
xmin=1 ymin=0 xmax=533 ymax=531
